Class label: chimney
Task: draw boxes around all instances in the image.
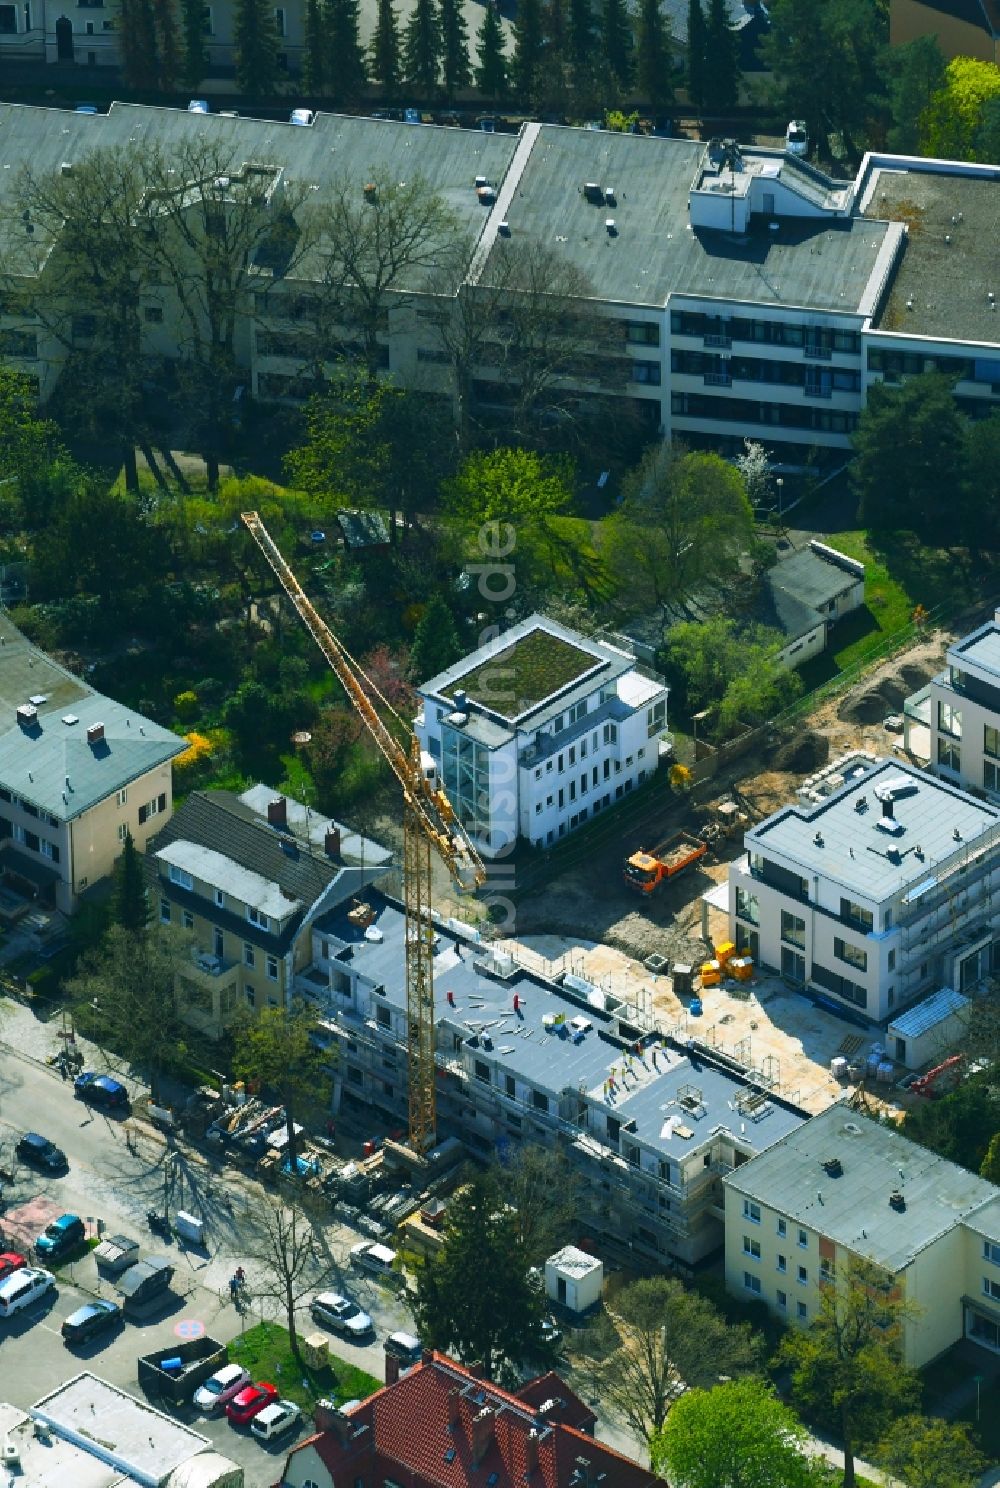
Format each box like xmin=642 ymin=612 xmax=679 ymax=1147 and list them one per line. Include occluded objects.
xmin=881 ymin=794 xmax=894 ymax=821
xmin=267 ymin=796 xmax=287 ymax=828
xmin=385 ymin=1352 xmax=400 ymax=1386
xmin=325 ymin=824 xmax=341 ymax=858
xmin=471 ymin=1407 xmax=495 ymax=1467
xmin=525 ymin=1429 xmax=540 ymax=1476
xmin=314 ymin=1398 xmax=340 ymax=1433
xmin=447 ymin=1388 xmax=461 ymax=1428
xmin=86 ymin=721 xmax=105 ymax=746
xmin=15 ymin=703 xmax=37 ymax=727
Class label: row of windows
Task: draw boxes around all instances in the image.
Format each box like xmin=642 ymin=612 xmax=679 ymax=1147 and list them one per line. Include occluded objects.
xmin=671 ymin=310 xmax=860 ymax=356
xmin=534 ymin=754 xmax=642 ymax=814
xmin=0 ymin=789 xmax=59 ymax=827
xmin=166 ymin=863 xmax=275 ymax=931
xmin=0 ymin=818 xmax=60 ymax=861
xmin=671 ymin=350 xmax=861 ymax=395
xmin=671 ymin=391 xmax=857 ymax=433
xmin=535 ymin=723 xmax=619 ymax=772
xmin=742 ymin=1201 xmax=808 ymax=1245
xmin=868 ymin=348 xmax=1000 ymax=385
xmin=530 ymin=779 xmax=639 ymax=847
xmin=0 ymin=330 xmax=37 ymax=359
xmin=159 ymin=899 xmax=281 ymax=978
xmin=743 ymin=1272 xmax=809 ymax=1317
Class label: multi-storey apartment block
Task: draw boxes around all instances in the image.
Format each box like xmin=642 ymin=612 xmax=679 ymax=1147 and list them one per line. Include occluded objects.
xmin=414 ymin=615 xmax=669 ymax=857
xmin=906 ymin=611 xmax=1000 ymax=802
xmin=728 ymin=755 xmax=1000 ymax=1024
xmin=1 ymin=102 xmax=998 ymax=466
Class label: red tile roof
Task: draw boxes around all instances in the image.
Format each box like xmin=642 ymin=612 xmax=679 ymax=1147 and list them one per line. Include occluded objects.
xmin=515 ymin=1373 xmax=597 ymax=1435
xmin=280 ymin=1354 xmax=657 ymax=1488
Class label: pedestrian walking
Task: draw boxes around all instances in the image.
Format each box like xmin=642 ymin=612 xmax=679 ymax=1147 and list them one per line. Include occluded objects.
xmin=229 ymin=1275 xmax=239 ymax=1303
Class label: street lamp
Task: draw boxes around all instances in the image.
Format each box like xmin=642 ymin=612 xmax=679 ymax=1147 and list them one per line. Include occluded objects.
xmin=775 ymin=476 xmax=784 ymax=524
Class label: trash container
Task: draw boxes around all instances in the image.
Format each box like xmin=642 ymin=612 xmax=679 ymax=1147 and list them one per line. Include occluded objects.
xmin=174 ymin=1211 xmax=205 ymax=1245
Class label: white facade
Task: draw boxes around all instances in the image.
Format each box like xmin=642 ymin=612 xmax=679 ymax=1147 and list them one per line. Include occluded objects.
xmin=908 ymin=613 xmax=1000 ymax=802
xmin=415 ymin=616 xmax=668 ymax=859
xmin=729 ymin=756 xmax=1000 ymax=1024
xmin=544 ymin=1246 xmax=604 ymax=1313
xmin=886 ymin=986 xmax=969 ymax=1070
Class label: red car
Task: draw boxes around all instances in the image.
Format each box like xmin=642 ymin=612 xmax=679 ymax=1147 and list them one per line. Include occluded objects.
xmin=0 ymin=1252 xmax=27 ymax=1284
xmin=225 ymin=1382 xmax=278 ymax=1425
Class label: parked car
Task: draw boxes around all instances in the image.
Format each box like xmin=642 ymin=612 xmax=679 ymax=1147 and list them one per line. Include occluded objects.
xmin=74 ymin=1072 xmax=130 ymax=1110
xmin=193 ymin=1363 xmax=251 ymax=1413
xmin=188 ymin=99 xmax=209 ymax=113
xmin=74 ymin=103 xmax=99 ymax=114
xmin=0 ymin=1266 xmax=55 ymax=1319
xmin=61 ymin=1299 xmax=122 ymax=1345
xmin=226 ymin=1381 xmax=278 ymax=1425
xmin=384 ymin=1330 xmax=422 ymax=1366
xmin=349 ymin=1240 xmax=398 ymax=1280
xmin=785 ymin=120 xmax=808 ymax=156
xmin=0 ymin=1252 xmax=27 ymax=1284
xmin=290 ymin=108 xmax=315 ymax=125
xmin=310 ymin=1292 xmax=373 ymax=1339
xmin=16 ymin=1132 xmax=67 ymax=1172
xmin=250 ymin=1398 xmax=301 ymax=1442
xmin=35 ymin=1214 xmax=86 ymax=1261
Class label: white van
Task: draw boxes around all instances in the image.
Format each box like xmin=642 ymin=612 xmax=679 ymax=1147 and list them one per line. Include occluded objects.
xmin=0 ymin=1266 xmax=55 ymax=1318
xmin=349 ymin=1241 xmax=398 ymax=1280
xmin=384 ymin=1331 xmax=422 ymax=1367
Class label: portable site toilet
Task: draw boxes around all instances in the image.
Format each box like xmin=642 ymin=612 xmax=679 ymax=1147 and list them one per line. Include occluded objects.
xmin=544 ymin=1245 xmax=604 ymax=1315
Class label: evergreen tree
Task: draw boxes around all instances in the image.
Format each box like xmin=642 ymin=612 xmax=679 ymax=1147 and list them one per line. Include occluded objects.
xmin=119 ymin=0 xmax=160 ymax=90
xmin=112 ymin=830 xmax=150 ymax=935
xmin=475 ymin=4 xmax=508 ymax=99
xmin=179 ymin=0 xmax=208 ymax=88
xmin=567 ymin=0 xmax=598 ymax=114
xmin=703 ymin=0 xmax=739 ymax=113
xmin=369 ymin=0 xmax=402 ymax=95
xmin=637 ymin=0 xmax=673 ymax=111
xmin=303 ymin=0 xmax=326 ymax=91
xmin=512 ymin=0 xmax=544 ymax=103
xmin=153 ymin=0 xmax=182 ymax=87
xmin=403 ymin=0 xmax=442 ymax=94
xmin=328 ymin=0 xmax=368 ymax=102
xmin=602 ymin=0 xmax=633 ymax=92
xmin=540 ymin=0 xmax=570 ymax=113
xmin=234 ymin=0 xmax=282 ymax=95
xmin=410 ymin=593 xmax=463 ymax=682
xmin=687 ymin=0 xmax=706 ymax=110
xmin=439 ymin=0 xmax=472 ymax=99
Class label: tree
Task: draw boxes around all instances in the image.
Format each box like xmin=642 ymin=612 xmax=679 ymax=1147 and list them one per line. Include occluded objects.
xmin=439 ymin=0 xmax=472 ymax=98
xmin=328 ymin=0 xmax=368 ymax=103
xmin=966 ymin=412 xmax=1000 ymax=553
xmin=409 ymin=593 xmax=463 ymax=682
xmin=651 ymin=1378 xmax=823 ymax=1488
xmin=231 ymin=1000 xmax=334 ymax=1172
xmin=490 ymin=1145 xmax=580 ymax=1267
xmin=602 ymin=446 xmax=754 ymax=619
xmin=568 ymin=0 xmax=598 ymax=112
xmin=780 ymin=1256 xmax=921 ymax=1488
xmin=303 ymin=0 xmax=326 ymax=90
xmin=735 ymin=438 xmax=774 ymax=512
xmin=0 ymin=369 xmax=64 ymax=504
xmin=412 ymin=1171 xmax=550 ymax=1379
xmin=248 ymin=1198 xmax=323 ymax=1369
xmin=370 ymin=0 xmax=402 ymax=94
xmin=687 ymin=0 xmax=706 ymax=110
xmin=68 ymin=926 xmax=191 ymax=1102
xmin=851 ymin=372 xmax=967 ymax=542
xmin=404 ymin=0 xmax=442 ymax=94
xmin=476 ymin=5 xmax=509 ymax=100
xmin=665 ymin=616 xmax=801 ymax=735
xmin=703 ymin=0 xmax=739 ymax=113
xmin=179 ymin=0 xmax=209 ymax=87
xmin=539 ymin=0 xmax=570 ymax=113
xmin=921 ymin=56 xmax=1000 ymax=160
xmin=874 ymin=1413 xmax=985 ymax=1488
xmin=600 ymin=1277 xmax=764 ymax=1444
xmin=442 ymin=447 xmax=574 ymax=534
xmin=904 ymin=1068 xmax=999 ymax=1173
xmin=888 ymin=35 xmax=946 ymax=154
xmin=636 ymin=0 xmax=673 ymax=112
xmin=512 ymin=0 xmax=544 ymax=103
xmin=118 ymin=0 xmax=160 ymax=89
xmin=32 ymin=476 xmax=165 ymax=609
xmin=306 ymin=706 xmax=371 ymax=808
xmin=981 ymin=1131 xmax=1000 ymax=1184
xmin=975 ymin=91 xmax=1000 ymax=161
xmin=602 ymin=0 xmax=633 ymax=93
xmin=112 ymin=831 xmax=150 ymax=935
xmin=153 ymin=0 xmax=182 ymax=89
xmin=762 ymin=0 xmax=887 ymax=160
xmin=233 ymin=0 xmax=282 ymax=94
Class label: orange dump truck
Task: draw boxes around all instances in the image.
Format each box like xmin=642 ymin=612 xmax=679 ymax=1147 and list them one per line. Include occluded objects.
xmin=623 ymin=829 xmax=708 ymax=894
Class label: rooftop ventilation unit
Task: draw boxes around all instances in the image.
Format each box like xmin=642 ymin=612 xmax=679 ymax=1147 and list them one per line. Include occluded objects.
xmin=605 ymin=219 xmax=617 ymax=236
xmin=498 ymin=220 xmax=510 ymax=237
xmin=822 ymin=1156 xmax=843 ymax=1177
xmin=583 ymin=182 xmax=603 ymax=204
xmin=888 ymin=1190 xmax=906 ymax=1212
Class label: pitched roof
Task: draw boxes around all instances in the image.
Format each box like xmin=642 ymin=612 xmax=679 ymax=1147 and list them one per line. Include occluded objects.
xmin=0 ymin=613 xmax=184 ymax=821
xmin=283 ymin=1355 xmax=656 ymax=1488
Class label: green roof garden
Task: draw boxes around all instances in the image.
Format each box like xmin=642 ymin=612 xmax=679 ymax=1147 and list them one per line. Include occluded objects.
xmin=450 ymin=628 xmax=600 ymax=720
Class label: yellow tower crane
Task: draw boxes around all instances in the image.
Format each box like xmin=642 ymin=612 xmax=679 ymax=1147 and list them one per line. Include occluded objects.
xmin=241 ymin=512 xmax=486 ymax=1155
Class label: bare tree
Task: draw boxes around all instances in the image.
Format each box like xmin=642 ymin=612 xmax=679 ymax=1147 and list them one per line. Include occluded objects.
xmin=247 ymin=1196 xmax=323 ymax=1367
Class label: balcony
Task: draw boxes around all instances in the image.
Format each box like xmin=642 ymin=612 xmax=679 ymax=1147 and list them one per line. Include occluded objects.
xmin=804 ymin=343 xmax=833 ymax=360
xmin=704 ymin=372 xmax=732 ymax=387
xmin=704 ymin=333 xmax=732 ymax=348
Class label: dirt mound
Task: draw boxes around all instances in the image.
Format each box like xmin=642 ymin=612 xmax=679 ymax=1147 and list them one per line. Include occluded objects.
xmin=774 ymin=731 xmax=830 ymax=772
xmin=838 ymin=690 xmax=886 ymax=725
xmin=898 ymin=662 xmax=935 ymax=692
xmin=879 ymin=679 xmax=906 ymax=709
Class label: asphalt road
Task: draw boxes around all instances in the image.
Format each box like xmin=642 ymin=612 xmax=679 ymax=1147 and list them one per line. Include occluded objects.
xmin=0 ymin=1041 xmax=413 ymax=1487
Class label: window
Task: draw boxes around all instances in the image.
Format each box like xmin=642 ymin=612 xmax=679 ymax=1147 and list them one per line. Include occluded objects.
xmin=246 ymin=905 xmax=270 ymax=931
xmin=798 ymin=1229 xmax=808 ymax=1247
xmin=116 ymin=788 xmax=128 ymax=807
xmin=535 ymin=802 xmax=542 ymax=815
xmin=797 ymin=1301 xmax=808 ymax=1320
xmin=743 ymin=1236 xmax=761 ymax=1260
xmin=986 ymin=760 xmax=1000 ymax=794
xmin=820 ymin=1258 xmax=833 ymax=1281
xmin=144 ymin=306 xmax=163 ymax=324
xmin=246 ymin=987 xmax=256 ymax=1007
xmin=777 ymin=1217 xmax=787 ymax=1237
xmin=531 ymin=1089 xmax=549 ymax=1113
xmin=117 ymin=823 xmax=128 ymax=844
xmin=840 ymin=898 xmax=873 ymax=932
xmin=214 ymin=928 xmax=224 ymax=959
xmin=160 ymin=899 xmax=171 ymax=924
xmin=475 ymin=1059 xmax=490 ymax=1083
xmin=888 ymin=949 xmax=896 ymax=972
xmin=647 ymin=699 xmax=666 ymax=738
xmin=137 ymin=793 xmax=167 ymax=825
xmin=781 ymin=910 xmax=805 ymax=949
xmin=626 ymin=321 xmax=660 ymax=346
xmin=603 ymin=722 xmax=617 ymax=745
xmin=938 ymin=738 xmax=961 ymax=772
xmin=215 ymin=888 xmax=224 ymax=907
xmin=273 ymin=3 xmax=285 ymax=30
xmin=376 ymin=1004 xmax=391 ymax=1028
xmin=568 ymin=699 xmax=588 ymax=725
xmin=798 ymin=1265 xmax=808 ymax=1284
xmin=244 ymin=942 xmax=255 ymax=968
xmin=937 ymin=700 xmax=962 ymax=738
xmin=777 ymin=1289 xmax=787 ymax=1309
xmin=183 ymin=910 xmax=194 ymax=930
xmin=984 ymin=1240 xmax=1000 ymax=1267
xmin=777 ymin=1254 xmax=787 ymax=1272
xmin=505 ymin=1074 xmax=515 ymax=1098
xmin=984 ymin=1276 xmax=1000 ymax=1302
xmin=40 ymin=839 xmax=59 ymax=862
xmin=0 ymin=5 xmax=17 ymax=30
xmin=736 ymin=888 xmax=760 ymax=926
xmin=743 ymin=1200 xmax=761 ymax=1224
xmin=834 ymin=937 xmax=868 ymax=973
xmin=986 ymin=725 xmax=1000 ymax=761
xmin=631 ymin=361 xmax=661 ymax=385
xmin=744 ymin=1272 xmax=762 ymax=1295
xmin=169 ymin=864 xmax=193 ymax=890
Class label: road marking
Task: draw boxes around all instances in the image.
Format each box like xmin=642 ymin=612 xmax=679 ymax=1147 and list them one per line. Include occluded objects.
xmin=175 ymin=1318 xmax=206 ymax=1339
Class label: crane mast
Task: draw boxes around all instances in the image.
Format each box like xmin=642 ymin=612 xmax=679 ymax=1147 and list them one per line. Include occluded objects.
xmin=241 ymin=512 xmax=485 ymax=1154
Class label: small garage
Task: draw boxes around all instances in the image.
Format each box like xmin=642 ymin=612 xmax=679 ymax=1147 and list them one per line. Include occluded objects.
xmin=887 ymin=986 xmax=969 ymax=1071
xmin=544 ymin=1245 xmax=604 ymax=1315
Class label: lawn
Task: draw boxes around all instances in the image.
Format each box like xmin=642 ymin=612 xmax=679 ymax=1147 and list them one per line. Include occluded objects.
xmin=229 ymin=1322 xmax=381 ymax=1412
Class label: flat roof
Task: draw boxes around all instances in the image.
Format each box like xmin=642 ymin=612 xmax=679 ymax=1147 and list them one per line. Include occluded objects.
xmin=318 ymin=893 xmax=805 ymax=1161
xmin=453 ymin=629 xmax=601 ymax=721
xmin=548 ymin=1244 xmax=602 ymax=1276
xmin=748 ymin=757 xmax=1000 ymax=901
xmin=479 ymin=127 xmax=889 ymax=312
xmin=866 ymin=167 xmax=1000 ymax=345
xmin=0 ymin=1404 xmax=122 ymax=1488
xmin=724 ymin=1105 xmax=1000 ymax=1272
xmin=32 ymin=1374 xmax=211 ymax=1487
xmin=951 ymin=621 xmax=1000 ymax=679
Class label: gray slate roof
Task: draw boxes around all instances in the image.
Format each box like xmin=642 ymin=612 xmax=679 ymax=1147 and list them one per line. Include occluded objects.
xmin=724 ymin=1105 xmax=1000 ymax=1271
xmin=0 ymin=613 xmax=184 ymax=821
xmin=769 ymin=546 xmax=860 ymax=612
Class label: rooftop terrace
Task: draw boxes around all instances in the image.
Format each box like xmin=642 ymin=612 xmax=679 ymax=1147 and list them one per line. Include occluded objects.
xmin=951 ymin=620 xmax=1000 ymax=679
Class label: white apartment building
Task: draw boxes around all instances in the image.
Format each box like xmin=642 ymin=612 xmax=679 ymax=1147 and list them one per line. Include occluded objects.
xmin=414 ymin=615 xmax=669 ymax=858
xmin=905 ymin=612 xmax=1000 ymax=802
xmin=728 ymin=755 xmax=1000 ymax=1024
xmin=723 ymin=1105 xmax=1000 ymax=1367
xmin=1 ymin=103 xmax=998 ymax=464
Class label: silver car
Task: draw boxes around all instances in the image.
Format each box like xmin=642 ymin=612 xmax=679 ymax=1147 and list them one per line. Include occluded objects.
xmin=310 ymin=1291 xmax=374 ymax=1338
